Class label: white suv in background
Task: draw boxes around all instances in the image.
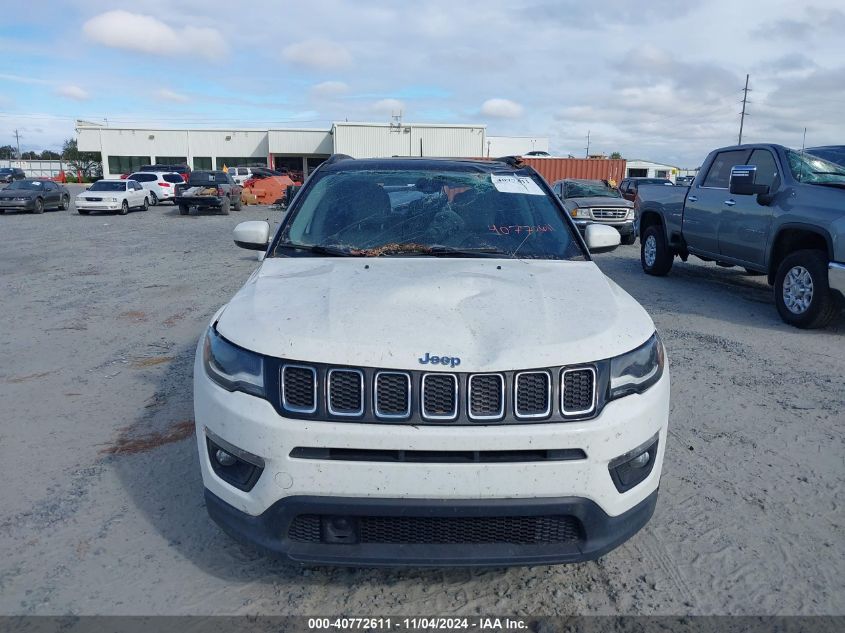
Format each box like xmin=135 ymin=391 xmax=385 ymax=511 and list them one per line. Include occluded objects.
xmin=195 ymin=155 xmax=670 ymax=567
xmin=127 ymin=172 xmax=184 ymax=205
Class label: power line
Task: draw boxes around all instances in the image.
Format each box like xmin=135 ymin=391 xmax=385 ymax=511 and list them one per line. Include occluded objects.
xmin=738 ymin=74 xmax=751 ymax=145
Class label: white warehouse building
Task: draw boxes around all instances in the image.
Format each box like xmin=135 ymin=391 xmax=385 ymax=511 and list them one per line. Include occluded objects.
xmin=76 ymin=120 xmax=548 ymax=178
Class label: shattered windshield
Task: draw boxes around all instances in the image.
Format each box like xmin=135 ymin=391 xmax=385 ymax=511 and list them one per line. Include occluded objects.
xmin=786 ymin=150 xmax=845 ymax=185
xmin=274 ymin=168 xmax=585 ymax=260
xmin=563 ymin=181 xmax=622 ymax=199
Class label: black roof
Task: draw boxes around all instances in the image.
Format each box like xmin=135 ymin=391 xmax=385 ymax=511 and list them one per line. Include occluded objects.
xmin=319 ymin=155 xmax=529 ymax=174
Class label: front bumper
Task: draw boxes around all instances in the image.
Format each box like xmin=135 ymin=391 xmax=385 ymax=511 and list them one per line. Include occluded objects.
xmin=194 ymin=343 xmax=669 ymax=565
xmin=829 ymin=262 xmax=845 ymax=300
xmin=574 ymin=219 xmax=635 ymax=236
xmin=205 ymin=487 xmax=658 ymax=567
xmin=76 ymin=200 xmax=120 ymax=211
xmin=0 ymin=199 xmax=35 ymax=210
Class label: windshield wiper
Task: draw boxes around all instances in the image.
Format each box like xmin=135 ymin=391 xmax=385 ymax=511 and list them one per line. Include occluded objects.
xmin=276 ymin=242 xmax=357 ymax=257
xmin=375 ymin=245 xmax=510 ymax=258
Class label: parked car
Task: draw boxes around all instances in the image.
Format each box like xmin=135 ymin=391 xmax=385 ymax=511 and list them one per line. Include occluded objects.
xmin=553 ymin=178 xmax=636 ymax=245
xmin=127 ymin=171 xmax=184 ymax=205
xmin=194 ymin=155 xmax=670 ymax=566
xmin=140 ymin=163 xmax=191 ymax=181
xmin=635 ymin=143 xmax=845 ymax=329
xmin=174 ymin=170 xmax=242 ymax=215
xmin=0 ymin=179 xmax=70 ymax=213
xmin=75 ymin=179 xmax=149 ymax=215
xmin=618 ymin=177 xmax=674 ymax=202
xmin=806 ymin=146 xmax=845 ymax=167
xmin=675 ymin=175 xmax=695 ymax=186
xmin=0 ymin=167 xmax=26 ymax=184
xmin=226 ymin=166 xmax=266 ymax=186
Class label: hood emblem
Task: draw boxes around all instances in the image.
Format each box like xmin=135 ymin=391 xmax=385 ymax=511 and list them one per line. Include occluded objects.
xmin=418 ymin=352 xmax=461 ymax=368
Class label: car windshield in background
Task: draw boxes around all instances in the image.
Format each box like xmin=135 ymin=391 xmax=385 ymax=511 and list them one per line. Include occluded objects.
xmin=276 ymin=168 xmax=585 ymax=260
xmin=88 ymin=181 xmax=126 ymax=192
xmin=5 ymin=180 xmax=44 ymax=190
xmin=786 ymin=150 xmax=845 ymax=185
xmin=189 ymin=172 xmax=227 ymax=185
xmin=564 ymin=181 xmax=621 ymax=198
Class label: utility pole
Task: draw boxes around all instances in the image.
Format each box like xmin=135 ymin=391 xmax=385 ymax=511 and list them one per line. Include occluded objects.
xmin=13 ymin=129 xmax=21 ymax=160
xmin=585 ymin=130 xmax=591 ymax=158
xmin=738 ymin=74 xmax=750 ymax=145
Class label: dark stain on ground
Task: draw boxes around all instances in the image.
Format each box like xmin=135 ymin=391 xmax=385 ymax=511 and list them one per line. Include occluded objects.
xmin=119 ymin=310 xmax=148 ymax=322
xmin=131 ymin=355 xmax=174 ymax=368
xmin=5 ymin=371 xmax=56 ymax=384
xmin=100 ymin=419 xmax=195 ymax=456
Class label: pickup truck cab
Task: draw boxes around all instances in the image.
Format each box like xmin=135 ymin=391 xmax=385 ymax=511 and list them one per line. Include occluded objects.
xmin=194 ymin=155 xmax=670 ymax=567
xmin=635 ymin=144 xmax=845 ymax=328
xmin=175 ymin=170 xmax=242 ymax=215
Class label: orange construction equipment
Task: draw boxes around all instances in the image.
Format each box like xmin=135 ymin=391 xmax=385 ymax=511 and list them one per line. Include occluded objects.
xmin=242 ymin=175 xmax=296 ymax=205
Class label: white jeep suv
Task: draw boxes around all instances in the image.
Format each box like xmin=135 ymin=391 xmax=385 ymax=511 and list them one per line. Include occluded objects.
xmin=194 ymin=156 xmax=670 ymax=567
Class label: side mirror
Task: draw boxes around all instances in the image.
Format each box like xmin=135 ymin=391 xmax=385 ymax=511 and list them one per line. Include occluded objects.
xmin=233 ymin=221 xmax=270 ymax=251
xmin=729 ymin=165 xmax=769 ymax=196
xmin=585 ymin=223 xmax=621 ymax=254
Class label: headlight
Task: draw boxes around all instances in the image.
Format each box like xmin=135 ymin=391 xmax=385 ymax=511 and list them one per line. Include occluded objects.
xmin=203 ymin=327 xmax=265 ymax=397
xmin=609 ymin=333 xmax=665 ymax=399
xmin=571 ymin=207 xmax=592 ymax=218
xmin=626 ymin=209 xmax=635 ymax=219
xmin=110 ymin=197 xmax=118 ymax=202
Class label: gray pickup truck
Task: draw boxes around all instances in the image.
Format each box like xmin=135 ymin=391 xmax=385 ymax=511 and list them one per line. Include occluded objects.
xmin=174 ymin=170 xmax=242 ymax=215
xmin=635 ymin=143 xmax=845 ymax=329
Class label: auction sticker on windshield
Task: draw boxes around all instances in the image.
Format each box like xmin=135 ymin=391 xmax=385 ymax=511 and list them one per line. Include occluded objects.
xmin=491 ymin=174 xmax=544 ymax=195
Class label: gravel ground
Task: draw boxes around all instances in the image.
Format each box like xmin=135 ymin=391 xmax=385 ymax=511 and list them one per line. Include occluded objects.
xmin=0 ymin=194 xmax=843 ymax=616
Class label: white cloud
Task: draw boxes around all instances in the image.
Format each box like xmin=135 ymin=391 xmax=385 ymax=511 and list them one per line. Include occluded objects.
xmin=282 ymin=39 xmax=352 ymax=69
xmin=82 ymin=10 xmax=227 ymax=60
xmin=372 ymin=98 xmax=405 ymax=114
xmin=56 ymin=85 xmax=89 ymax=100
xmin=156 ymin=88 xmax=190 ymax=103
xmin=480 ymin=98 xmax=523 ymax=119
xmin=311 ymin=81 xmax=349 ymax=97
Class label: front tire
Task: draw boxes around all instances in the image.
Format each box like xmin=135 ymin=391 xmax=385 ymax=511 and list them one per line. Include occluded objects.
xmin=33 ymin=197 xmax=44 ymax=214
xmin=774 ymin=250 xmax=839 ymax=329
xmin=149 ymin=191 xmax=158 ymax=206
xmin=119 ymin=200 xmax=129 ymax=215
xmin=641 ymin=225 xmax=673 ymax=276
xmin=141 ymin=197 xmax=149 ymax=211
xmin=59 ymin=194 xmax=70 ymax=210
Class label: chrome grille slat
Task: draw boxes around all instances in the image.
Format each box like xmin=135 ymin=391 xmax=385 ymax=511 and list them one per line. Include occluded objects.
xmin=561 ymin=367 xmax=596 ymax=416
xmin=421 ymin=373 xmax=458 ymax=420
xmin=468 ymin=374 xmax=504 ymax=420
xmin=591 ymin=208 xmax=628 ymax=220
xmin=514 ymin=371 xmax=551 ymax=419
xmin=327 ymin=368 xmax=364 ymax=416
xmin=374 ymin=371 xmax=411 ymax=419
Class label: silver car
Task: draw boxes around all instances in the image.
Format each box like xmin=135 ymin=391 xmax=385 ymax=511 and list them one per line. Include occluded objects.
xmin=552 ymin=179 xmax=637 ymax=245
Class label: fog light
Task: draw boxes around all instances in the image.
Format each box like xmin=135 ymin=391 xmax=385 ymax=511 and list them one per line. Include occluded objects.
xmin=609 ymin=436 xmax=658 ymax=493
xmin=215 ymin=449 xmax=237 ymax=467
xmin=205 ymin=429 xmax=265 ymax=492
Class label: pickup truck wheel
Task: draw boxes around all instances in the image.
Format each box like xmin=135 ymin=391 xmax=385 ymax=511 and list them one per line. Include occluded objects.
xmin=178 ymin=204 xmax=190 ymax=215
xmin=119 ymin=200 xmax=129 ymax=215
xmin=641 ymin=226 xmax=673 ymax=276
xmin=220 ymin=197 xmax=230 ymax=215
xmin=234 ymin=197 xmax=242 ymax=211
xmin=774 ymin=250 xmax=839 ymax=329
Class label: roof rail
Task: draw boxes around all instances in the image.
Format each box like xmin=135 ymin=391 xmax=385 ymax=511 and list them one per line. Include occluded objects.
xmin=324 ymin=153 xmax=355 ymax=165
xmin=492 ymin=155 xmax=524 ymax=167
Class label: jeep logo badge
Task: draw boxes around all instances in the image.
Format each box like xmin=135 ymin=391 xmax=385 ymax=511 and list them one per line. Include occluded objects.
xmin=418 ymin=352 xmax=461 ymax=368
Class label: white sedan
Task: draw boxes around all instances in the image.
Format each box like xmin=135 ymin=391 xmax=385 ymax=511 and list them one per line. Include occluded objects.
xmin=76 ymin=179 xmax=149 ymax=215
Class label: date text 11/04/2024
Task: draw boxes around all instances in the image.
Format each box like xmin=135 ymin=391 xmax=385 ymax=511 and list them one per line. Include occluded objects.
xmin=307 ymin=617 xmax=528 ymax=630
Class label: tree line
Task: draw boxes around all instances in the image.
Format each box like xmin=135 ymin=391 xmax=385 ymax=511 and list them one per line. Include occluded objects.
xmin=0 ymin=139 xmax=102 ymax=176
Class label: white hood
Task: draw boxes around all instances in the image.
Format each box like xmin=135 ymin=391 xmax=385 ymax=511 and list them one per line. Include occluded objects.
xmin=215 ymin=257 xmax=655 ymax=372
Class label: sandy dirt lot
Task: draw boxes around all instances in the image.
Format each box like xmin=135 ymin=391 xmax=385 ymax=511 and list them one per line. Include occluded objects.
xmin=0 ymin=197 xmax=843 ymax=616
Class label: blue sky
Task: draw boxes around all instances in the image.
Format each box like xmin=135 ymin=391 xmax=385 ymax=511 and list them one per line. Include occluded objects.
xmin=2 ymin=0 xmax=844 ymax=166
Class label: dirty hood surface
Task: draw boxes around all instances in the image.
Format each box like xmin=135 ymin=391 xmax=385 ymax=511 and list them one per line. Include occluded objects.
xmin=216 ymin=257 xmax=655 ymax=371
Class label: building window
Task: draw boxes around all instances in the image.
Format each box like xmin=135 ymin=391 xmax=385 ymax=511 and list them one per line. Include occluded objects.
xmin=215 ymin=157 xmax=266 ymax=170
xmin=655 ymin=170 xmax=669 ymax=178
xmin=193 ymin=157 xmax=212 ymax=170
xmin=627 ymin=168 xmax=648 ymax=177
xmin=108 ymin=155 xmax=151 ymax=174
xmin=154 ymin=156 xmax=187 ymax=165
xmin=306 ymin=156 xmax=327 ymax=175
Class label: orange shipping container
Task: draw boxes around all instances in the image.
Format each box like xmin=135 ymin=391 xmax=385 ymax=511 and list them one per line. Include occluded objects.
xmin=520 ymin=158 xmax=626 ymax=187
